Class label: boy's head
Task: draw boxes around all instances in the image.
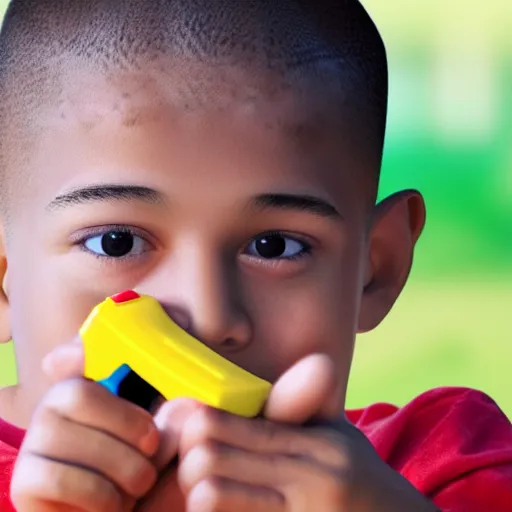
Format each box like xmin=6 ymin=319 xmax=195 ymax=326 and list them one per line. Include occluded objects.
xmin=0 ymin=0 xmax=424 ymax=427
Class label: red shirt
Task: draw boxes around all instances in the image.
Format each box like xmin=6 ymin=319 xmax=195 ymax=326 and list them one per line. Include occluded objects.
xmin=1 ymin=387 xmax=511 ymax=511
xmin=0 ymin=417 xmax=23 ymax=512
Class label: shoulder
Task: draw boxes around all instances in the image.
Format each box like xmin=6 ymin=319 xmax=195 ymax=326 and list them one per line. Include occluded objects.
xmin=347 ymin=387 xmax=510 ymax=438
xmin=347 ymin=387 xmax=512 ymax=500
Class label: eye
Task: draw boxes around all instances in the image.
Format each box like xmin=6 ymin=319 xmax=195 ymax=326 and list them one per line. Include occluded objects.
xmin=83 ymin=230 xmax=148 ymax=258
xmin=245 ymin=233 xmax=310 ymax=260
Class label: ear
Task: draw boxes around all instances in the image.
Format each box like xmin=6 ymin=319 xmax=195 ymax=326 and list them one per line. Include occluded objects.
xmin=358 ymin=190 xmax=426 ymax=333
xmin=0 ymin=223 xmax=11 ymax=343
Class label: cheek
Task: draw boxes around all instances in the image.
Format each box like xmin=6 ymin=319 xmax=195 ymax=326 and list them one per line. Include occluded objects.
xmin=245 ymin=267 xmax=360 ymax=383
xmin=8 ymin=255 xmax=102 ymax=362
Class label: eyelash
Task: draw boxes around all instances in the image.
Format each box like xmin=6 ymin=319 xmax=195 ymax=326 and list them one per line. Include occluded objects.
xmin=72 ymin=225 xmax=151 ymax=261
xmin=72 ymin=226 xmax=314 ymax=263
xmin=242 ymin=230 xmax=313 ymax=262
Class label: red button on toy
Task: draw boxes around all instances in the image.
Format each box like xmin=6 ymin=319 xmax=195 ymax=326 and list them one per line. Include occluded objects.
xmin=111 ymin=290 xmax=141 ymax=303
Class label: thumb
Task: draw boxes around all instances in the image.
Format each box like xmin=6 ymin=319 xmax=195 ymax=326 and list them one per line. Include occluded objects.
xmin=264 ymin=353 xmax=343 ymax=425
xmin=41 ymin=336 xmax=85 ymax=383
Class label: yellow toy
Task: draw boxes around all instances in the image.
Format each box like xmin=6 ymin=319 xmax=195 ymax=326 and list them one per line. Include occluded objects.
xmin=80 ymin=290 xmax=271 ymax=417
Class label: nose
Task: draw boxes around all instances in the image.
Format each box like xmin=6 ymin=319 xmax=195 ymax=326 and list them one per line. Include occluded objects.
xmin=147 ymin=243 xmax=253 ymax=352
xmin=160 ymin=305 xmax=192 ymax=332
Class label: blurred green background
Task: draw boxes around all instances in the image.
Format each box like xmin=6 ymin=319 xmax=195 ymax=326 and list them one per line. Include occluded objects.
xmin=0 ymin=1 xmax=511 ymax=416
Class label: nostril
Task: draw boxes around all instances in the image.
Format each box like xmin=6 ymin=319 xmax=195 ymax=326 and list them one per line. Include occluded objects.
xmin=222 ymin=338 xmax=239 ymax=349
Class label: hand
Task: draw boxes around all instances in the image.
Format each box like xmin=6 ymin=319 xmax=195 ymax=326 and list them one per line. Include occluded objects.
xmin=175 ymin=354 xmax=440 ymax=512
xmin=10 ymin=339 xmax=199 ymax=512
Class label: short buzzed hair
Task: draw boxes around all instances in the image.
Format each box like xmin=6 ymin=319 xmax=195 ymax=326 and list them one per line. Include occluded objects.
xmin=0 ymin=0 xmax=388 ymax=214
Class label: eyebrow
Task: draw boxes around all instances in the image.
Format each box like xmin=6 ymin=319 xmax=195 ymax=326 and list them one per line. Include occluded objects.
xmin=46 ymin=185 xmax=340 ymax=220
xmin=252 ymin=193 xmax=340 ymax=219
xmin=46 ymin=184 xmax=164 ymax=211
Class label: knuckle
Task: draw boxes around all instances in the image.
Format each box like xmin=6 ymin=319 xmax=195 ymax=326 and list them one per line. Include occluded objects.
xmin=44 ymin=378 xmax=93 ymax=416
xmin=9 ymin=457 xmax=56 ymax=508
xmin=201 ymin=478 xmax=225 ymax=511
xmin=23 ymin=408 xmax=61 ymax=451
xmin=50 ymin=465 xmax=122 ymax=512
xmin=195 ymin=407 xmax=223 ymax=437
xmin=192 ymin=442 xmax=222 ymax=473
xmin=189 ymin=478 xmax=225 ymax=512
xmin=315 ymin=436 xmax=351 ymax=468
xmin=119 ymin=407 xmax=154 ymax=445
xmin=122 ymin=458 xmax=158 ymax=498
xmin=182 ymin=408 xmax=224 ymax=451
xmin=179 ymin=442 xmax=221 ymax=491
xmin=9 ymin=458 xmax=29 ymax=502
xmin=11 ymin=452 xmax=123 ymax=512
xmin=200 ymin=441 xmax=224 ymax=468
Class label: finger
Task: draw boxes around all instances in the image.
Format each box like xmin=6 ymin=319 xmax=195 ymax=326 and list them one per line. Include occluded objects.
xmin=22 ymin=411 xmax=157 ymax=499
xmin=180 ymin=443 xmax=346 ymax=512
xmin=153 ymin=398 xmax=202 ymax=471
xmin=42 ymin=337 xmax=84 ymax=383
xmin=180 ymin=407 xmax=347 ymax=469
xmin=188 ymin=477 xmax=284 ymax=512
xmin=179 ymin=441 xmax=304 ymax=495
xmin=39 ymin=378 xmax=159 ymax=457
xmin=11 ymin=452 xmax=124 ymax=512
xmin=264 ymin=353 xmax=342 ymax=424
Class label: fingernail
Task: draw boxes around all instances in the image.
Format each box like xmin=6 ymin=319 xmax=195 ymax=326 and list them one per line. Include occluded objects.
xmin=140 ymin=424 xmax=160 ymax=456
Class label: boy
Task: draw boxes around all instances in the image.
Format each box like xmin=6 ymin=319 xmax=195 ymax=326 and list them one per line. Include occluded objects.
xmin=0 ymin=0 xmax=511 ymax=510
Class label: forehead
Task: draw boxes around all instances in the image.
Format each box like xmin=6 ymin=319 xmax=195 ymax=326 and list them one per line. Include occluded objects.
xmin=56 ymin=58 xmax=355 ymax=130
xmin=24 ymin=61 xmax=372 ymax=216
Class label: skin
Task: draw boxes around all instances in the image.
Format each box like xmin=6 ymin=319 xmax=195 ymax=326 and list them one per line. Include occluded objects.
xmin=0 ymin=62 xmax=431 ymax=511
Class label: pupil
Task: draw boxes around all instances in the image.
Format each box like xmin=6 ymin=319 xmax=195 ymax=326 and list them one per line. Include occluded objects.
xmin=255 ymin=235 xmax=286 ymax=259
xmin=101 ymin=232 xmax=134 ymax=257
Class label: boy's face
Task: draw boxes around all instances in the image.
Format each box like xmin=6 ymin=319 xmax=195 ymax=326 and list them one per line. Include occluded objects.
xmin=0 ymin=63 xmax=423 ymax=426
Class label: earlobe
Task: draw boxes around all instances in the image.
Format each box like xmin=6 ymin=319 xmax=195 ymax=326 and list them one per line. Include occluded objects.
xmin=358 ymin=190 xmax=426 ymax=333
xmin=0 ymin=227 xmax=11 ymax=344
